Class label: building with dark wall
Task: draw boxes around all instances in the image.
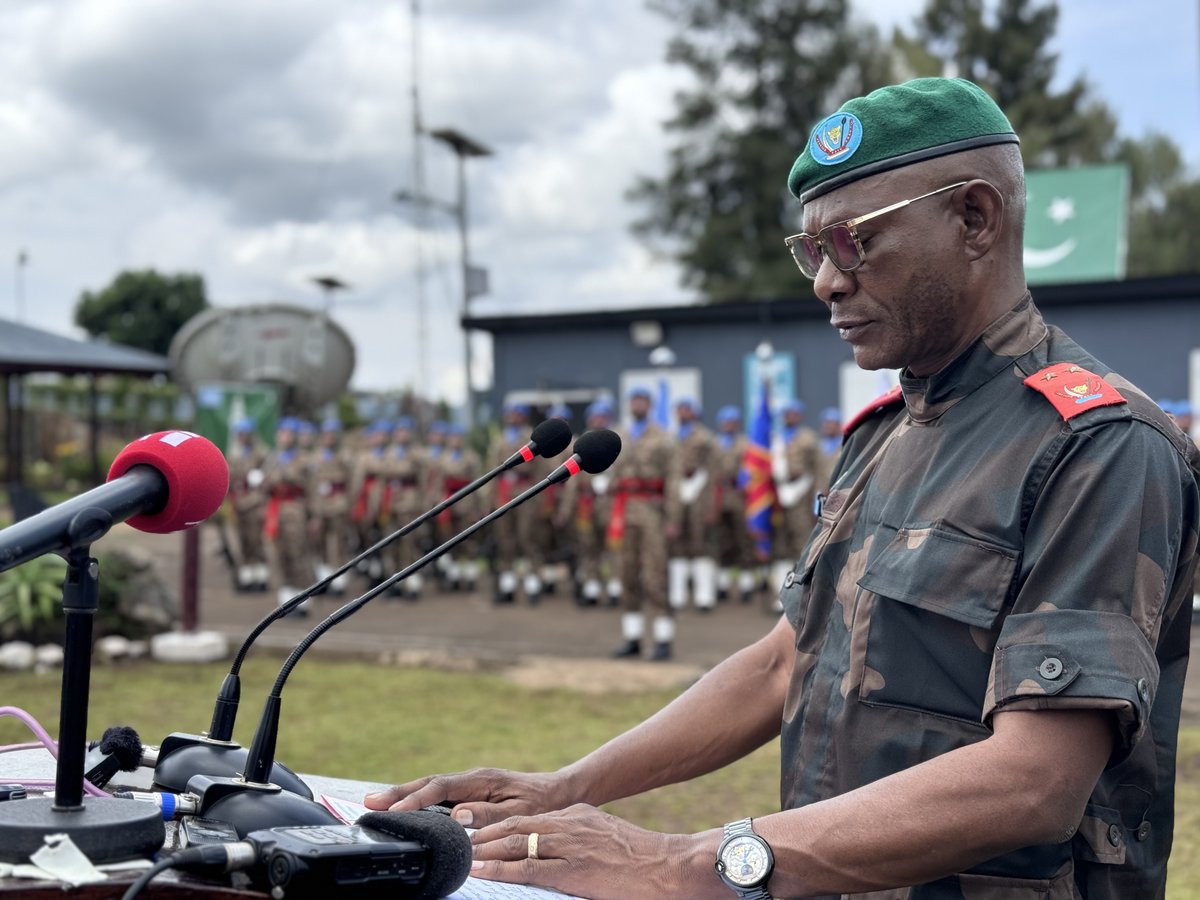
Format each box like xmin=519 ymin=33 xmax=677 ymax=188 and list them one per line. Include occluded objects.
xmin=466 ymin=274 xmax=1200 ymax=424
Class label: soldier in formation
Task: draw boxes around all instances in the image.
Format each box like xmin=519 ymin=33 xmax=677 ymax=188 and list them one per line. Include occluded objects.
xmin=609 ymin=388 xmax=676 ymax=661
xmin=711 ymin=405 xmax=759 ymax=605
xmin=770 ymin=399 xmax=819 ymax=597
xmin=262 ymin=417 xmax=313 ymax=614
xmin=226 ymin=418 xmax=269 ymax=592
xmin=556 ymin=399 xmax=619 ymax=607
xmin=309 ymin=417 xmax=353 ymax=595
xmin=667 ymin=398 xmax=718 ymax=612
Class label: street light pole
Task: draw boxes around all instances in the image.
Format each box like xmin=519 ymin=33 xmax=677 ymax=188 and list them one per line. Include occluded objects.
xmin=14 ymin=249 xmax=28 ymax=322
xmin=428 ymin=128 xmax=491 ymax=429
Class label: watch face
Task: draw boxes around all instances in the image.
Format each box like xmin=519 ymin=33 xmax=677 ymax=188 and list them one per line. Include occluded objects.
xmin=720 ymin=835 xmax=770 ymax=887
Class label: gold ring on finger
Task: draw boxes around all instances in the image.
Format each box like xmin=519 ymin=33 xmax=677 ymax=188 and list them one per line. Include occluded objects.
xmin=527 ymin=832 xmax=540 ymax=860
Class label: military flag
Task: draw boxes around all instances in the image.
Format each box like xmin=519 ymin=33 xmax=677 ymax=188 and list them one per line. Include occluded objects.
xmin=740 ymin=379 xmax=775 ymax=561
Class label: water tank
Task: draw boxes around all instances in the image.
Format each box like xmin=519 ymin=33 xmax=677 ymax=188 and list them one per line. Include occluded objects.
xmin=169 ymin=304 xmax=356 ymax=412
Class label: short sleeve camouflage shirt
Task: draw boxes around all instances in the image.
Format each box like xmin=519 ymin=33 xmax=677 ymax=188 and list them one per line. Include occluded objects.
xmin=779 ymin=295 xmax=1200 ymax=899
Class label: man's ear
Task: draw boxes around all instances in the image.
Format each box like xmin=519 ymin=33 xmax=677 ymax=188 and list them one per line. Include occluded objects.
xmin=958 ymin=180 xmax=1005 ymax=261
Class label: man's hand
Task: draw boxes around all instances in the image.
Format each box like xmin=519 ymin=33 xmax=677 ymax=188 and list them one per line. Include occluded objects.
xmin=469 ymin=804 xmax=722 ymax=900
xmin=363 ymin=768 xmax=572 ymax=828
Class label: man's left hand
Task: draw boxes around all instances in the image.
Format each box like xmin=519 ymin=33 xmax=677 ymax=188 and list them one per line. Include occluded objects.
xmin=469 ymin=803 xmax=721 ymax=900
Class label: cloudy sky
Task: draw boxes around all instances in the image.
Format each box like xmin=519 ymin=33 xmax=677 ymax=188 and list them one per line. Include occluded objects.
xmin=1 ymin=0 xmax=1196 ymax=405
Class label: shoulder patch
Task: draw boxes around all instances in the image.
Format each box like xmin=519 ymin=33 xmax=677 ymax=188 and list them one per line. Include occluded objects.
xmin=1023 ymin=363 xmax=1126 ymax=420
xmin=843 ymin=384 xmax=904 ymax=437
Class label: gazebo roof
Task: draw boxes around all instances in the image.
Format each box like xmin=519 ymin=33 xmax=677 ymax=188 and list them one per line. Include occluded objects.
xmin=0 ymin=318 xmax=169 ymax=376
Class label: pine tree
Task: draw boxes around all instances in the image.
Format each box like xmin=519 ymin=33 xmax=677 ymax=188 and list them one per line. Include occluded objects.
xmin=911 ymin=0 xmax=1119 ymax=167
xmin=629 ymin=0 xmax=893 ymax=301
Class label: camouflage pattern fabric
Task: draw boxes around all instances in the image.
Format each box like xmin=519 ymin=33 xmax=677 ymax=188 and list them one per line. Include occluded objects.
xmin=779 ymin=296 xmax=1200 ymax=899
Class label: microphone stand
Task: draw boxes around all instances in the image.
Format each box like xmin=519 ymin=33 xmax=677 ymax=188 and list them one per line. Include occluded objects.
xmin=0 ymin=546 xmax=164 ymax=863
xmin=187 ymin=461 xmax=588 ymax=836
xmin=152 ymin=433 xmax=562 ymax=796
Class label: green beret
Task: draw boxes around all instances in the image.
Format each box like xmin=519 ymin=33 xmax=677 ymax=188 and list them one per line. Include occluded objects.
xmin=787 ymin=77 xmax=1018 ymax=204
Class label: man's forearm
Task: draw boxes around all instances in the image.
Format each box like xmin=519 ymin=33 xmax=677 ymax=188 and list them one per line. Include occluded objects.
xmin=561 ymin=616 xmax=794 ymax=808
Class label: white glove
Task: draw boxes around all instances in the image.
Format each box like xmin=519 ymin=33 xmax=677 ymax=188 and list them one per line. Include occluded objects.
xmin=679 ymin=469 xmax=708 ymax=505
xmin=777 ymin=474 xmax=813 ymax=509
xmin=591 ymin=474 xmax=610 ymax=495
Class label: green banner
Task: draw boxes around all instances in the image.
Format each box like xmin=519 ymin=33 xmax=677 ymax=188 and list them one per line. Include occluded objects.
xmin=1023 ymin=164 xmax=1129 ymax=285
xmin=193 ymin=383 xmax=281 ymax=452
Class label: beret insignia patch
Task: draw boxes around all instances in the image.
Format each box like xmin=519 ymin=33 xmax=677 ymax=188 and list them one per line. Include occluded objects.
xmin=810 ymin=112 xmax=863 ymax=166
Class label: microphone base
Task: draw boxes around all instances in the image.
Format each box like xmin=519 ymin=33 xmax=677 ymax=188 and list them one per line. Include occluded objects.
xmin=153 ymin=732 xmax=312 ymax=799
xmin=0 ymin=796 xmax=164 ymax=863
xmin=188 ymin=774 xmax=338 ymax=838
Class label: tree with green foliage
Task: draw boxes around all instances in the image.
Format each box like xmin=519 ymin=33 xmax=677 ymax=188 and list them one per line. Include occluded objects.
xmin=1116 ymin=133 xmax=1200 ymax=277
xmin=74 ymin=269 xmax=209 ymax=356
xmin=907 ymin=0 xmax=1119 ymax=168
xmin=629 ymin=0 xmax=894 ymax=301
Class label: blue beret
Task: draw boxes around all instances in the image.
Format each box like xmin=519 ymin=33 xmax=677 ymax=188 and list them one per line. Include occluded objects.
xmin=675 ymin=397 xmax=699 ymax=413
xmin=277 ymin=417 xmax=299 ymax=432
xmin=296 ymin=420 xmax=316 ymax=435
xmin=547 ymin=404 xmax=572 ymax=421
xmin=446 ymin=423 xmax=466 ymax=436
xmin=430 ymin=420 xmax=449 ymax=434
xmin=368 ymin=418 xmax=392 ymax=435
xmin=393 ymin=416 xmax=414 ymax=430
xmin=586 ymin=399 xmax=613 ymax=419
xmin=504 ymin=402 xmax=530 ymax=416
xmin=821 ymin=406 xmax=842 ymax=423
xmin=233 ymin=417 xmax=256 ymax=434
xmin=716 ymin=405 xmax=741 ymax=424
xmin=320 ymin=418 xmax=342 ymax=433
xmin=628 ymin=387 xmax=652 ymax=401
xmin=782 ymin=400 xmax=807 ymax=416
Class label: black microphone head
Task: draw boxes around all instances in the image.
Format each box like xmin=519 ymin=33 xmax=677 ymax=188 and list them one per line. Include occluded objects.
xmin=530 ymin=417 xmax=572 ymax=458
xmin=97 ymin=725 xmax=144 ymax=770
xmin=574 ymin=428 xmax=622 ymax=474
xmin=357 ymin=809 xmax=472 ymax=899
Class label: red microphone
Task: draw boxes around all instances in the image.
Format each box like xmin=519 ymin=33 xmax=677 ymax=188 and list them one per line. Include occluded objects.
xmin=108 ymin=430 xmax=230 ymax=534
xmin=0 ymin=430 xmax=229 ymax=571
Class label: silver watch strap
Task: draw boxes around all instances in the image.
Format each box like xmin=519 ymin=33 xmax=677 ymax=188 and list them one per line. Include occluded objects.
xmin=721 ymin=818 xmax=773 ymax=900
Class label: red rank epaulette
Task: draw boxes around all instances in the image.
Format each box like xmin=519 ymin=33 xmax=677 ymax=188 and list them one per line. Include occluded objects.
xmin=843 ymin=384 xmax=904 ymax=436
xmin=1023 ymin=363 xmax=1126 ymax=420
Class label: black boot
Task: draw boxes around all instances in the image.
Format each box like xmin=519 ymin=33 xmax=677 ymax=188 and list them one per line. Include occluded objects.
xmin=649 ymin=641 xmax=672 ymax=661
xmin=611 ymin=639 xmax=641 ymax=659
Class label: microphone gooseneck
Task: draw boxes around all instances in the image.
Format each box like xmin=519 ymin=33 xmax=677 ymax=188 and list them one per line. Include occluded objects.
xmin=240 ymin=428 xmax=621 ymax=786
xmin=205 ymin=418 xmax=574 ymax=745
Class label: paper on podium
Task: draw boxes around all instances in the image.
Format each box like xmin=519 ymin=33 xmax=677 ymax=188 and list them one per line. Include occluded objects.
xmin=320 ymin=795 xmax=586 ymax=899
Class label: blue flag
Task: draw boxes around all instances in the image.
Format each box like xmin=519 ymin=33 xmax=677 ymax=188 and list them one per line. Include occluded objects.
xmin=740 ymin=379 xmax=775 ymax=561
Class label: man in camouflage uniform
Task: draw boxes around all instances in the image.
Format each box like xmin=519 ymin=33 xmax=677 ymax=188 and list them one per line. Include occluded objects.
xmin=711 ymin=404 xmax=759 ymax=605
xmin=771 ymin=399 xmax=820 ymax=598
xmin=348 ymin=419 xmax=391 ymax=584
xmin=815 ymin=405 xmax=843 ymax=500
xmin=262 ymin=417 xmax=314 ymax=614
xmin=609 ymin=387 xmax=676 ymax=660
xmin=381 ymin=416 xmax=427 ymax=600
xmin=367 ymin=79 xmax=1199 ymax=900
xmin=488 ymin=403 xmax=542 ymax=604
xmin=435 ymin=423 xmax=482 ymax=592
xmin=308 ymin=417 xmax=353 ymax=596
xmin=226 ymin=417 xmax=269 ymax=592
xmin=423 ymin=420 xmax=451 ymax=588
xmin=667 ymin=398 xmax=718 ymax=612
xmin=557 ymin=398 xmax=617 ymax=607
xmin=537 ymin=403 xmax=575 ymax=596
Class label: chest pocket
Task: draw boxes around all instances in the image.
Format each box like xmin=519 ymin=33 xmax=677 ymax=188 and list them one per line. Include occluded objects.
xmin=855 ymin=527 xmax=1018 ymax=725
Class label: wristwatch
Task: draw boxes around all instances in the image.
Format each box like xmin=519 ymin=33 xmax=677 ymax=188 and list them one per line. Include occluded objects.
xmin=715 ymin=817 xmax=774 ymax=899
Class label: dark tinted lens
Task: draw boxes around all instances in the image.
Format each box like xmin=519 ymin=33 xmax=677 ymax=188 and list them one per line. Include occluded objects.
xmin=789 ymin=236 xmax=823 ymax=278
xmin=826 ymin=225 xmax=861 ymax=271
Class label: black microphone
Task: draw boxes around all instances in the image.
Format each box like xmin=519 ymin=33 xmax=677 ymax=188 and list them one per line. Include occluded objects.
xmin=0 ymin=431 xmax=229 ymax=572
xmin=186 ymin=429 xmax=621 ymax=837
xmin=152 ymin=419 xmax=573 ymax=797
xmin=84 ymin=726 xmax=158 ymax=789
xmin=353 ymin=810 xmax=473 ymax=899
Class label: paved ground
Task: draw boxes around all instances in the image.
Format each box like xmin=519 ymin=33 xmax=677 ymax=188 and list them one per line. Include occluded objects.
xmin=110 ymin=523 xmax=1200 ymax=724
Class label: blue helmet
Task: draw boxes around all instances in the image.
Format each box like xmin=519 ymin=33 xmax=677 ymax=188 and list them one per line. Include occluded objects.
xmin=716 ymin=405 xmax=741 ymax=425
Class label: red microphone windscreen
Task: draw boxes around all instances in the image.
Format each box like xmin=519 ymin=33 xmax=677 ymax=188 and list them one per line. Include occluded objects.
xmin=107 ymin=431 xmax=230 ymax=534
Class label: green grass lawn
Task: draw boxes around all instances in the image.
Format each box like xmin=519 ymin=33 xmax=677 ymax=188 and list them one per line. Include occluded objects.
xmin=1 ymin=656 xmax=1196 ymax=895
